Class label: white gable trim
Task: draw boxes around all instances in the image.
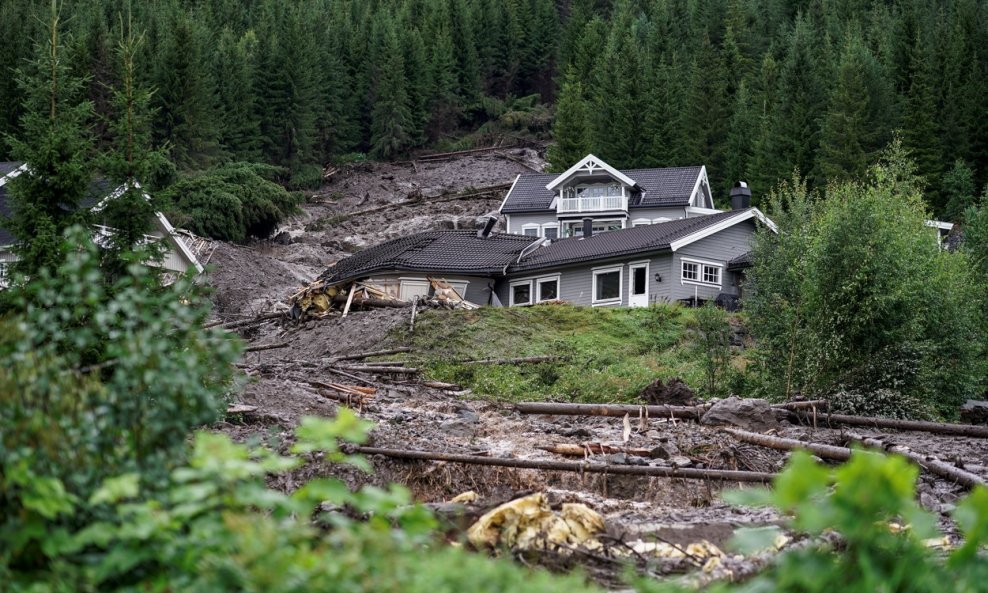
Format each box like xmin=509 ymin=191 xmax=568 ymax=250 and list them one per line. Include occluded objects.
xmin=669 ymin=208 xmax=777 ymax=251
xmin=0 ymin=163 xmax=28 ymax=187
xmin=545 ymin=154 xmax=637 ymax=191
xmin=498 ymin=173 xmax=521 ymax=214
xmin=688 ymin=166 xmax=713 ymax=209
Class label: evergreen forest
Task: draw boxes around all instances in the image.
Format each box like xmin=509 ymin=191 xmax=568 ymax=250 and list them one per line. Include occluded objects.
xmin=0 ymin=0 xmax=985 ymax=213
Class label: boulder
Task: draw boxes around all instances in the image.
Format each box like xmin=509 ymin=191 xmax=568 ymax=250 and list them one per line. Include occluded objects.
xmin=960 ymin=400 xmax=988 ymax=425
xmin=640 ymin=377 xmax=696 ymax=406
xmin=700 ymin=396 xmax=779 ymax=432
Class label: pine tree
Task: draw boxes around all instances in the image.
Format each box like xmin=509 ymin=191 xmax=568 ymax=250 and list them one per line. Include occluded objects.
xmin=98 ymin=12 xmax=165 ymax=278
xmin=214 ymin=28 xmax=260 ymax=161
xmin=546 ymin=68 xmax=590 ymax=172
xmin=816 ymin=36 xmax=884 ymax=183
xmin=900 ymin=27 xmax=944 ymax=196
xmin=4 ymin=0 xmax=95 ymax=277
xmin=942 ymin=159 xmax=977 ymax=222
xmin=369 ymin=16 xmax=413 ymax=160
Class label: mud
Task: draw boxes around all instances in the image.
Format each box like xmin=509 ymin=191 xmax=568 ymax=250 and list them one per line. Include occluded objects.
xmin=203 ymin=148 xmax=988 ymax=590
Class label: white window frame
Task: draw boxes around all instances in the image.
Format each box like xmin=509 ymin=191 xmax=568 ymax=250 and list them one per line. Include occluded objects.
xmin=591 ymin=265 xmax=623 ymax=306
xmin=536 ymin=274 xmax=561 ymax=302
xmin=680 ymin=257 xmax=723 ymax=288
xmin=653 ymin=217 xmax=672 ymax=224
xmin=631 ymin=218 xmax=652 ymax=227
xmin=541 ymin=223 xmax=559 ymax=240
xmin=509 ymin=279 xmax=534 ymax=306
xmin=562 ymin=217 xmax=626 ymax=238
xmin=521 ymin=223 xmax=541 ymax=237
xmin=398 ymin=277 xmax=431 ymax=301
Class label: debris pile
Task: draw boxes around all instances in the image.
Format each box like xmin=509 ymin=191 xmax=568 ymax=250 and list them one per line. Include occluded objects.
xmin=289 ymin=277 xmax=479 ymax=321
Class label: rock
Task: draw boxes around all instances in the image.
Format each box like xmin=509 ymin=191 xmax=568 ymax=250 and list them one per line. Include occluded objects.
xmin=560 ymin=427 xmax=591 ymax=438
xmin=440 ymin=419 xmax=476 ymax=438
xmin=627 ymin=455 xmax=649 ymax=466
xmin=960 ymin=400 xmax=988 ymax=425
xmin=603 ymin=453 xmax=628 ymax=465
xmin=272 ymin=231 xmax=293 ymax=245
xmin=700 ymin=396 xmax=779 ymax=432
xmin=639 ymin=377 xmax=696 ymax=406
xmin=669 ymin=456 xmax=693 ymax=468
xmin=649 ymin=441 xmax=681 ymax=460
xmin=457 ymin=408 xmax=481 ymax=423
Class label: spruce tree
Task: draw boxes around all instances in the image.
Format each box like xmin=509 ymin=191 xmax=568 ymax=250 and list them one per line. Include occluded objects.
xmin=546 ymin=68 xmax=590 ymax=172
xmin=214 ymin=28 xmax=260 ymax=161
xmin=99 ymin=12 xmax=164 ymax=278
xmin=368 ymin=16 xmax=413 ymax=160
xmin=4 ymin=0 xmax=94 ymax=278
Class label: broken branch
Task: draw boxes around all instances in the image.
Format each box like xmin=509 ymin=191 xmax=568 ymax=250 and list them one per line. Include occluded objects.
xmin=329 ymin=347 xmax=414 ymax=362
xmin=353 ymin=447 xmax=775 ymax=483
xmin=337 ymin=365 xmax=419 ymax=374
xmin=243 ymin=342 xmax=290 ymax=353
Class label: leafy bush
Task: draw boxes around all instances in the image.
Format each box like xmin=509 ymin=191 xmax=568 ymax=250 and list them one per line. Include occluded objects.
xmin=687 ymin=304 xmax=732 ymax=396
xmin=161 ymin=162 xmax=301 ymax=242
xmin=830 ymin=388 xmax=935 ymax=420
xmin=0 ymin=228 xmax=240 ymax=567
xmin=747 ymin=143 xmax=985 ymax=414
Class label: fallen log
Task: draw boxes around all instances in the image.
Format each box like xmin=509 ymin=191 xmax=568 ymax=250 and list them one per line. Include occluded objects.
xmin=789 ymin=411 xmax=988 ymax=439
xmin=723 ymin=428 xmax=852 ymax=462
xmin=317 ymin=389 xmax=372 ymax=406
xmin=515 ymin=402 xmax=709 ymax=420
xmin=725 ymin=428 xmax=986 ymax=490
xmin=226 ymin=404 xmax=258 ymax=414
xmin=421 ymin=380 xmax=462 ymax=390
xmin=206 ymin=311 xmax=284 ymax=330
xmin=337 ymin=365 xmax=420 ymax=374
xmin=413 ymin=145 xmax=505 ymax=161
xmin=462 ymin=355 xmax=559 ymax=365
xmin=776 ymin=400 xmax=830 ymax=411
xmin=319 ymin=183 xmax=512 ymax=226
xmin=330 ymin=347 xmax=414 ymax=362
xmin=243 ymin=342 xmax=290 ymax=353
xmin=353 ymin=447 xmax=775 ymax=483
xmin=307 ymin=380 xmax=377 ymax=396
xmin=845 ymin=433 xmax=986 ymax=490
xmin=538 ymin=443 xmax=655 ymax=458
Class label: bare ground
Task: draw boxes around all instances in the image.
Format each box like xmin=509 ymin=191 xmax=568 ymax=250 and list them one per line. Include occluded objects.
xmin=203 ymin=149 xmax=988 ymax=589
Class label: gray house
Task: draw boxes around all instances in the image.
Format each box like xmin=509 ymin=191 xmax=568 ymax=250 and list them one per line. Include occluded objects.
xmin=0 ymin=162 xmax=204 ymax=287
xmin=314 ymin=205 xmax=774 ymax=309
xmin=500 ymin=154 xmax=720 ymax=240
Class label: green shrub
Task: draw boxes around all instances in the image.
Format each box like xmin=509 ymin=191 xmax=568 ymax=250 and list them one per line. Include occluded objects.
xmin=0 ymin=227 xmax=240 ymax=567
xmin=161 ymin=162 xmax=301 ymax=242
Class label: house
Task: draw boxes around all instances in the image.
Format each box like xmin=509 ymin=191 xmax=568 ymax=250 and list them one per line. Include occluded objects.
xmin=0 ymin=162 xmax=204 ymax=287
xmin=499 ymin=154 xmax=720 ymax=239
xmin=309 ymin=202 xmax=774 ymax=310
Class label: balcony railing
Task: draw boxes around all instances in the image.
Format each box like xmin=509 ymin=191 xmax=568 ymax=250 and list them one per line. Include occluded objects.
xmin=557 ymin=195 xmax=627 ymax=213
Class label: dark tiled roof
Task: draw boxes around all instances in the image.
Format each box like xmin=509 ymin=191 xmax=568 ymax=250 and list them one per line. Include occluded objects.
xmin=727 ymin=251 xmax=753 ymax=270
xmin=510 ymin=210 xmax=748 ymax=272
xmin=501 ymin=166 xmax=703 ymax=213
xmin=318 ymin=230 xmax=537 ymax=284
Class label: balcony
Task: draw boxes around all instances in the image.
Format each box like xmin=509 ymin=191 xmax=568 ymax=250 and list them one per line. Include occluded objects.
xmin=557 ymin=194 xmax=628 ymax=213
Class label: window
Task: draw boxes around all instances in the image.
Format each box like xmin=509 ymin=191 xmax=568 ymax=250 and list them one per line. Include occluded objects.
xmin=537 ymin=277 xmax=559 ymax=301
xmin=511 ymin=281 xmax=532 ymax=305
xmin=631 ymin=219 xmax=652 ymax=227
xmin=681 ymin=259 xmax=723 ymax=287
xmin=592 ymin=266 xmax=622 ymax=304
xmin=653 ymin=217 xmax=672 ymax=224
xmin=522 ymin=224 xmax=540 ymax=237
xmin=562 ymin=219 xmax=625 ymax=237
xmin=543 ymin=225 xmax=558 ymax=240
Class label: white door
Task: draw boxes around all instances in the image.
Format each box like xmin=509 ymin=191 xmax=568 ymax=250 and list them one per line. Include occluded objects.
xmin=629 ymin=263 xmax=649 ymax=307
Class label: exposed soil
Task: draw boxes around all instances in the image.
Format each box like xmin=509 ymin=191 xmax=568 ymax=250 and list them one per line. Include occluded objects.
xmin=204 ymin=149 xmax=988 ymax=590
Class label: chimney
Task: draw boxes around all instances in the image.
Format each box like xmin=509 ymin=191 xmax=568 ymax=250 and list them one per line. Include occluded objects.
xmin=477 ymin=216 xmax=497 ymax=238
xmin=730 ymin=181 xmax=752 ymax=210
xmin=582 ymin=218 xmax=593 ymax=238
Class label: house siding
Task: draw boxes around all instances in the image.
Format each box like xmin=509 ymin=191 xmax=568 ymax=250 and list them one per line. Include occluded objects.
xmin=505 ymin=212 xmax=558 ymax=235
xmin=669 ymin=220 xmax=756 ymax=301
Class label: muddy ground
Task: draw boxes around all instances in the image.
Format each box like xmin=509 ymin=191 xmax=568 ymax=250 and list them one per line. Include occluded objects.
xmin=203 ymin=149 xmax=987 ymax=590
